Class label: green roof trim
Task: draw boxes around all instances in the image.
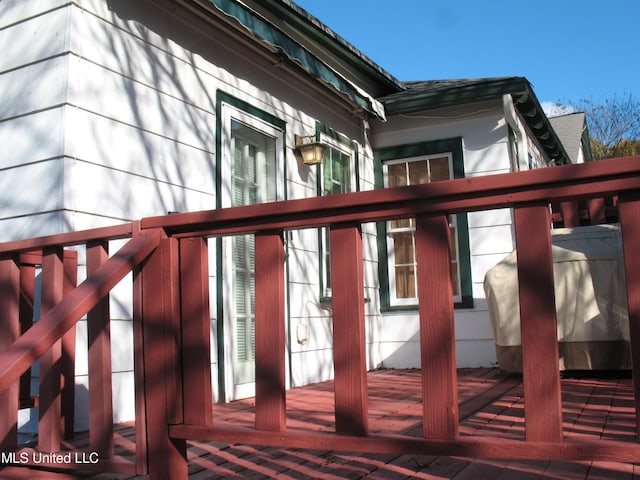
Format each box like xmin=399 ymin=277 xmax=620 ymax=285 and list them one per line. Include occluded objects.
xmin=381 ymin=77 xmax=571 ymax=165
xmin=199 ymin=0 xmax=384 ymax=118
xmin=262 ymin=0 xmax=403 ymax=95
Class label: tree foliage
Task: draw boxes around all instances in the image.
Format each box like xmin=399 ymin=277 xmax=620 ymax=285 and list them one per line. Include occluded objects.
xmin=573 ymin=93 xmax=640 ymax=160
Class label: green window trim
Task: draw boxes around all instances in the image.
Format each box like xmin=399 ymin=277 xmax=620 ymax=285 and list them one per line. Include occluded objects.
xmin=374 ymin=137 xmax=473 ymax=311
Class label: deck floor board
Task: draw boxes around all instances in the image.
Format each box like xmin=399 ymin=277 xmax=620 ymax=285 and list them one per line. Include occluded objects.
xmin=2 ymin=368 xmax=638 ymax=479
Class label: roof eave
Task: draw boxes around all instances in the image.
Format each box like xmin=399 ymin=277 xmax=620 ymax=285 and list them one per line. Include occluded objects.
xmin=382 ymin=77 xmax=571 ymax=165
xmin=181 ymin=0 xmax=387 ymax=119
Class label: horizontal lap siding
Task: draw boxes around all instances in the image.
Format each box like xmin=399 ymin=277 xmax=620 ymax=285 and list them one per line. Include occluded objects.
xmin=0 ymin=5 xmax=71 ymax=240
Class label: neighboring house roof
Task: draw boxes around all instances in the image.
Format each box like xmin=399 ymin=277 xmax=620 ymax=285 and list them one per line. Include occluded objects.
xmin=380 ymin=77 xmax=571 ymax=165
xmin=549 ymin=112 xmax=593 ymax=163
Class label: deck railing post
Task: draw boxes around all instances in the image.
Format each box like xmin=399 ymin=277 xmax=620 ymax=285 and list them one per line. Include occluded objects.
xmin=18 ymin=257 xmax=36 ymax=408
xmin=254 ymin=231 xmax=286 ymax=431
xmin=87 ymin=240 xmax=114 ymax=456
xmin=514 ymin=204 xmax=563 ymax=442
xmin=415 ymin=214 xmax=459 ymax=439
xmin=330 ymin=223 xmax=368 ymax=436
xmin=61 ymin=250 xmax=78 ymax=440
xmin=38 ymin=246 xmax=65 ymax=452
xmin=559 ymin=200 xmax=580 ymax=227
xmin=0 ymin=256 xmax=20 ymax=451
xmin=618 ymin=191 xmax=640 ymax=439
xmin=179 ymin=237 xmax=213 ymax=427
xmin=139 ymin=237 xmax=187 ymax=479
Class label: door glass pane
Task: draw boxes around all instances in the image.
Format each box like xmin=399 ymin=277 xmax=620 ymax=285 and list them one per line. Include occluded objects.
xmin=230 ymin=119 xmax=276 ymax=386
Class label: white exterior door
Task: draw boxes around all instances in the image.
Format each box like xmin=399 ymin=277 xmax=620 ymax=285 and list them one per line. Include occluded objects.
xmin=220 ymin=103 xmax=283 ymax=401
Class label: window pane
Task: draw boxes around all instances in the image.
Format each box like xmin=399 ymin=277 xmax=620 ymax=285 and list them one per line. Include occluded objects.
xmin=387 ymin=163 xmax=407 ymax=187
xmin=390 ymin=218 xmax=412 ymax=229
xmin=231 ymin=120 xmax=276 ymax=205
xmin=392 ymin=231 xmax=415 ymax=264
xmin=408 ymin=160 xmax=428 ymax=185
xmin=429 ymin=156 xmax=451 ymax=182
xmin=395 ymin=265 xmax=415 ymax=298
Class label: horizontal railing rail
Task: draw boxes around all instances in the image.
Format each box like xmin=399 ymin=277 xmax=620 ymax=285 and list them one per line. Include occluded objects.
xmin=0 ymin=155 xmax=639 ymax=478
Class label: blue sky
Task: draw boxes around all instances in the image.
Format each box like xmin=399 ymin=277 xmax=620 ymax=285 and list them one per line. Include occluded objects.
xmin=293 ymin=1 xmax=639 ymax=109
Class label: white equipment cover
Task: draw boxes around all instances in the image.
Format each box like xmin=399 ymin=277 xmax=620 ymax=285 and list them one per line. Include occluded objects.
xmin=484 ymin=224 xmax=630 ymax=372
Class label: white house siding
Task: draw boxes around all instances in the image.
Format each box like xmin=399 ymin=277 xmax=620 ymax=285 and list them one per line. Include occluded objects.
xmin=0 ymin=2 xmax=71 ymax=239
xmin=4 ymin=0 xmax=383 ymax=429
xmin=371 ymin=101 xmax=517 ymax=369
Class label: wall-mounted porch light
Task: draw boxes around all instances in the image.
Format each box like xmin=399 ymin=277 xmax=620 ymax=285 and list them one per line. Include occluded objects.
xmin=294 ymin=134 xmax=326 ymax=165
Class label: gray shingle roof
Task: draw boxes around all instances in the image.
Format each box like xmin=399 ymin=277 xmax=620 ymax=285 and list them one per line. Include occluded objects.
xmin=548 ymin=112 xmax=587 ymax=163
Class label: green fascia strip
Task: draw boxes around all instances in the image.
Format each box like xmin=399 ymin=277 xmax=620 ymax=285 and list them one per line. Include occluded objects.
xmin=260 ymin=0 xmax=403 ymax=94
xmin=384 ymin=78 xmax=570 ymax=165
xmin=205 ymin=0 xmax=384 ymax=118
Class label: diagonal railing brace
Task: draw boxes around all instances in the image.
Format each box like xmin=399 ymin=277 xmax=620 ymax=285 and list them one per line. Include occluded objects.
xmin=0 ymin=228 xmax=163 ymax=394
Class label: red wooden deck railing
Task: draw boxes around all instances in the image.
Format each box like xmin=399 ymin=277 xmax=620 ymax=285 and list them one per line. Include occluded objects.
xmin=0 ymin=155 xmax=639 ymax=478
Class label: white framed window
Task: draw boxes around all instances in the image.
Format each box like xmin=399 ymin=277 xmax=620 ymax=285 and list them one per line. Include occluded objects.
xmin=384 ymin=153 xmax=462 ymax=306
xmin=220 ymin=103 xmax=284 ymax=208
xmin=319 ymin=134 xmax=355 ymax=296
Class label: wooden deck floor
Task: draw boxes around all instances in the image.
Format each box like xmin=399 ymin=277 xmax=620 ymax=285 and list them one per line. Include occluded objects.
xmin=2 ymin=368 xmax=639 ymax=479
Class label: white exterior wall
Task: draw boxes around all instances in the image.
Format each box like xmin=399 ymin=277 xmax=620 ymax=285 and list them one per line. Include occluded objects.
xmin=371 ymin=102 xmax=517 ymax=369
xmin=0 ymin=1 xmax=72 ymax=239
xmin=4 ymin=0 xmax=381 ymax=430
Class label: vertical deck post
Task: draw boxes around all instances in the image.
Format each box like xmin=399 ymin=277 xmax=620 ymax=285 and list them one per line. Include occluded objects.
xmin=559 ymin=201 xmax=580 ymax=227
xmin=254 ymin=232 xmax=286 ymax=431
xmin=132 ymin=227 xmax=148 ymax=474
xmin=39 ymin=246 xmax=64 ymax=452
xmin=514 ymin=204 xmax=563 ymax=442
xmin=179 ymin=237 xmax=213 ymax=427
xmin=61 ymin=250 xmax=77 ymax=440
xmin=87 ymin=240 xmax=114 ymax=456
xmin=588 ymin=197 xmax=606 ymax=224
xmin=18 ymin=258 xmax=36 ymax=408
xmin=0 ymin=257 xmax=20 ymax=451
xmin=330 ymin=223 xmax=368 ymax=436
xmin=619 ymin=191 xmax=640 ymax=439
xmin=140 ymin=237 xmax=187 ymax=479
xmin=415 ymin=214 xmax=459 ymax=439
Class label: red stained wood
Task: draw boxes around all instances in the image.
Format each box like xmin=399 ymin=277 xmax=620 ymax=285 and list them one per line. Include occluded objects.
xmin=39 ymin=247 xmax=64 ymax=452
xmin=141 ymin=156 xmax=640 ymax=237
xmin=330 ymin=224 xmax=368 ymax=436
xmin=559 ymin=201 xmax=580 ymax=227
xmin=254 ymin=232 xmax=286 ymax=432
xmin=0 ymin=223 xmax=133 ymax=255
xmin=179 ymin=237 xmax=213 ymax=427
xmin=140 ymin=238 xmax=187 ymax=479
xmin=0 ymin=228 xmax=163 ymax=396
xmin=588 ymin=197 xmax=606 ymax=224
xmin=18 ymin=263 xmax=35 ymax=407
xmin=618 ymin=191 xmax=640 ymax=439
xmin=0 ymin=257 xmax=20 ymax=451
xmin=415 ymin=214 xmax=459 ymax=439
xmin=132 ymin=229 xmax=148 ymax=474
xmin=61 ymin=250 xmax=77 ymax=440
xmin=86 ymin=241 xmax=114 ymax=456
xmin=514 ymin=204 xmax=563 ymax=442
xmin=170 ymin=424 xmax=640 ymax=463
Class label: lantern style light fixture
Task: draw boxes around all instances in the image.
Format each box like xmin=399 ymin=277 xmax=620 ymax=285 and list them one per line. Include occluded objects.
xmin=294 ymin=134 xmax=326 ymax=165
